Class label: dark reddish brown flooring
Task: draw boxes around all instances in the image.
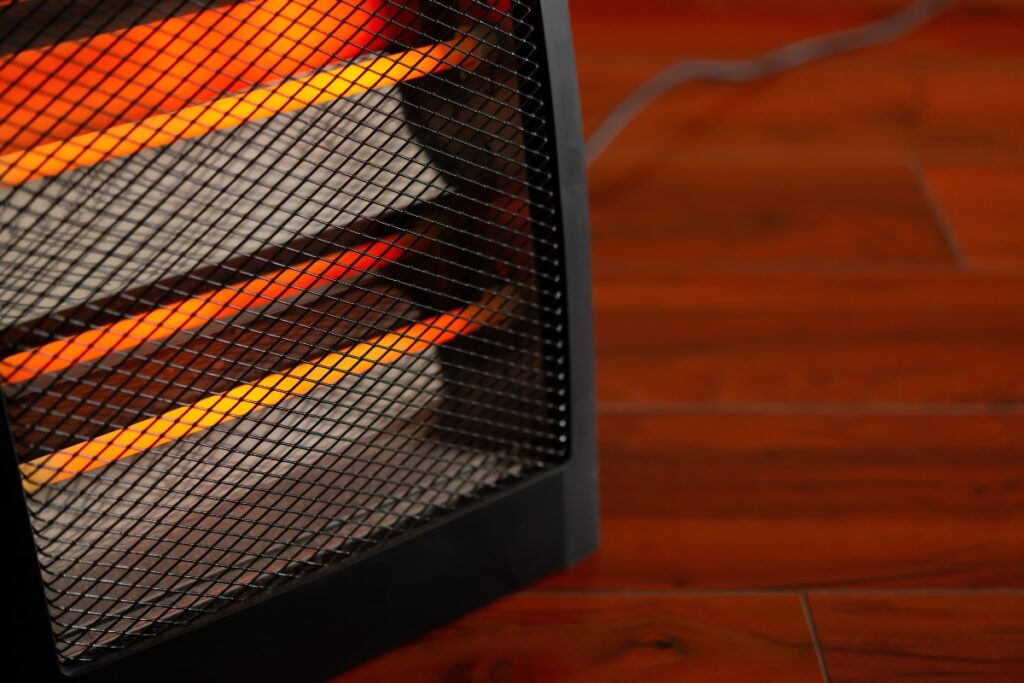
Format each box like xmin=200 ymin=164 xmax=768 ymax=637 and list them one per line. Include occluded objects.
xmin=335 ymin=1 xmax=1024 ymax=680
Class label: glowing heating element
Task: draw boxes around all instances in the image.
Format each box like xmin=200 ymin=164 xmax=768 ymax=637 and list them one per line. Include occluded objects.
xmin=20 ymin=296 xmax=508 ymax=491
xmin=0 ymin=0 xmax=416 ymax=153
xmin=1 ymin=32 xmax=481 ymax=186
xmin=0 ymin=233 xmax=415 ymax=386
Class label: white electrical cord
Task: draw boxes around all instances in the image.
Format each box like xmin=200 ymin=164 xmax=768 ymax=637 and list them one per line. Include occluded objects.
xmin=584 ymin=0 xmax=955 ymax=166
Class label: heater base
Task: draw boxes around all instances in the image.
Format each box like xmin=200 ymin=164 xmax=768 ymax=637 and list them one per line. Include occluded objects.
xmin=10 ymin=451 xmax=595 ymax=682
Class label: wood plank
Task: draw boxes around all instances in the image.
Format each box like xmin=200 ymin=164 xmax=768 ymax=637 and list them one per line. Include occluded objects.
xmin=334 ymin=594 xmax=822 ymax=683
xmin=572 ymin=2 xmax=1024 ymax=160
xmin=580 ymin=64 xmax=1024 ymax=163
xmin=597 ymin=413 xmax=1024 ymax=517
xmin=538 ymin=413 xmax=1024 ymax=590
xmin=925 ymin=165 xmax=1024 ymax=268
xmin=571 ymin=1 xmax=1024 ymax=63
xmin=811 ymin=595 xmax=1024 ymax=682
xmin=590 ymin=156 xmax=953 ymax=269
xmin=594 ymin=271 xmax=1024 ymax=405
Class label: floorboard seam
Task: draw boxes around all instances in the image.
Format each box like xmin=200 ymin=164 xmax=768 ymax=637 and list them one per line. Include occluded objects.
xmin=801 ymin=593 xmax=833 ymax=683
xmin=908 ymin=155 xmax=971 ymax=270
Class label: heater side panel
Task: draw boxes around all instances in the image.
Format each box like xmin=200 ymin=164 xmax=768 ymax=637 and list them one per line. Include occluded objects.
xmin=536 ymin=0 xmax=599 ymax=568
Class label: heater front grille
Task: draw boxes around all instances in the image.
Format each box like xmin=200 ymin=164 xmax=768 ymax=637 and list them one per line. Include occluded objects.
xmin=0 ymin=0 xmax=568 ymax=667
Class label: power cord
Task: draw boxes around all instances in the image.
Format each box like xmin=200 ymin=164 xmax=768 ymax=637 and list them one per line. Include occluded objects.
xmin=584 ymin=0 xmax=955 ymax=166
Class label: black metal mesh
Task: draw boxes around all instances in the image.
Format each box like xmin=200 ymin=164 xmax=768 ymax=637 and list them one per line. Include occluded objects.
xmin=0 ymin=0 xmax=568 ymax=667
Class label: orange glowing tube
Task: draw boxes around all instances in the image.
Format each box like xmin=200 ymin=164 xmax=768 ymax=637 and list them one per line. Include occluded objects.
xmin=0 ymin=0 xmax=417 ymax=153
xmin=20 ymin=296 xmax=507 ymax=491
xmin=0 ymin=233 xmax=415 ymax=386
xmin=1 ymin=32 xmax=480 ymax=186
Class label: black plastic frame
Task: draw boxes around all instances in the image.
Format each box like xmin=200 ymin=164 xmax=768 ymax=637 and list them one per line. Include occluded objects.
xmin=4 ymin=1 xmax=596 ymax=679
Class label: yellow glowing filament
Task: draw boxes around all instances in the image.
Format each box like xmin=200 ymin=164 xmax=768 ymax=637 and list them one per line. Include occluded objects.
xmin=20 ymin=297 xmax=505 ymax=492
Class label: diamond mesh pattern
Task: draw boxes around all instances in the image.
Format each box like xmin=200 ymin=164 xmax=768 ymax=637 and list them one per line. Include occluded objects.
xmin=0 ymin=0 xmax=568 ymax=666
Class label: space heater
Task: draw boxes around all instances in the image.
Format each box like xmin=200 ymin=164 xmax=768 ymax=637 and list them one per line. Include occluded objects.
xmin=1 ymin=1 xmax=595 ymax=680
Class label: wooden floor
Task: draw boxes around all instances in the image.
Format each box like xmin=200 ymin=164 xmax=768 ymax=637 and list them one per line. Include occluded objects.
xmin=337 ymin=1 xmax=1024 ymax=680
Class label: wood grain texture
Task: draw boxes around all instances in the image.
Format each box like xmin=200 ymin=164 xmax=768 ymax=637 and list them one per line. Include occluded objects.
xmin=336 ymin=594 xmax=822 ymax=683
xmin=924 ymin=165 xmax=1024 ymax=268
xmin=596 ymin=413 xmax=1024 ymax=518
xmin=582 ymin=67 xmax=1024 ymax=161
xmin=574 ymin=1 xmax=1024 ymax=161
xmin=590 ymin=156 xmax=953 ymax=269
xmin=538 ymin=413 xmax=1024 ymax=590
xmin=594 ymin=271 xmax=1024 ymax=405
xmin=811 ymin=595 xmax=1024 ymax=682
